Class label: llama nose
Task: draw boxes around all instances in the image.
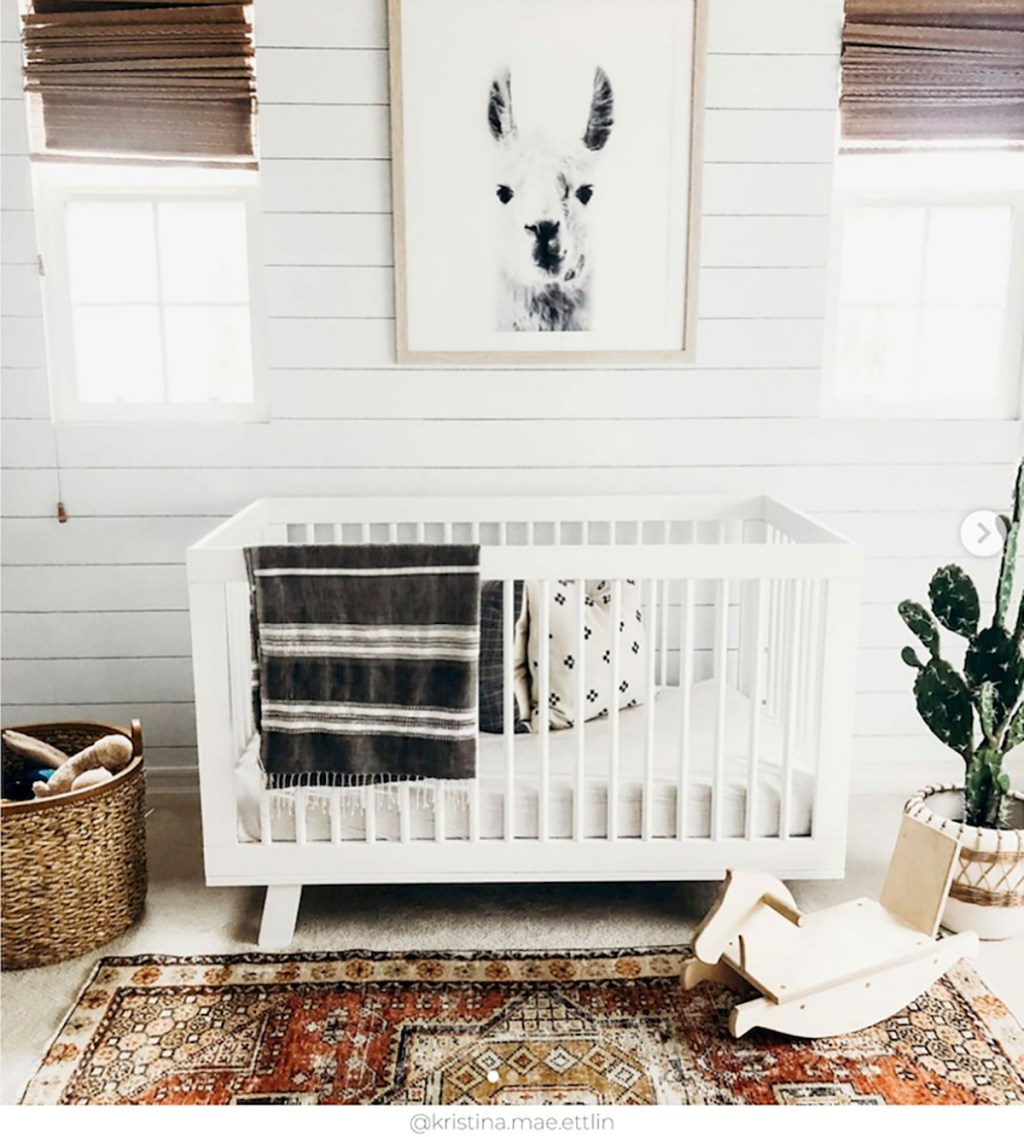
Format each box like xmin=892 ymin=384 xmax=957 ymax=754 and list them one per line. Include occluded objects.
xmin=526 ymin=220 xmax=560 ymax=247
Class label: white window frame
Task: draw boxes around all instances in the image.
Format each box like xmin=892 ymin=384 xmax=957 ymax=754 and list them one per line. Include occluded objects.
xmin=822 ymin=150 xmax=1024 ymax=421
xmin=32 ymin=162 xmax=268 ymax=423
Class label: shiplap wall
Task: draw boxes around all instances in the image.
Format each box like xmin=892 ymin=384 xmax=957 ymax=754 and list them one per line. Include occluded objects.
xmin=2 ymin=0 xmax=1020 ymax=787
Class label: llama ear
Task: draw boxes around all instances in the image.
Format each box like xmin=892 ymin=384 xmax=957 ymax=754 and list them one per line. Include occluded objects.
xmin=488 ymin=70 xmax=515 ymax=142
xmin=583 ymin=66 xmax=614 ymax=151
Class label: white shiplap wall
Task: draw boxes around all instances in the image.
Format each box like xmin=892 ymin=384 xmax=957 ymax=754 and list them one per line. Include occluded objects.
xmin=2 ymin=0 xmax=1020 ymax=788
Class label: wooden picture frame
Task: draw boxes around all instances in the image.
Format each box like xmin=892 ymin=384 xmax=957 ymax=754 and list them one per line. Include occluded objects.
xmin=388 ymin=0 xmax=706 ymax=365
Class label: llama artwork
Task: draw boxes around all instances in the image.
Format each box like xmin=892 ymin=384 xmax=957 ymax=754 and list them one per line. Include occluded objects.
xmin=487 ymin=66 xmax=614 ymax=332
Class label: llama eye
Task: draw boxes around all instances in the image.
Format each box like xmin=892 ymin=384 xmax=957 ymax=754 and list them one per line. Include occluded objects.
xmin=576 ymin=185 xmax=594 ymax=205
xmin=496 ymin=185 xmax=514 ymax=204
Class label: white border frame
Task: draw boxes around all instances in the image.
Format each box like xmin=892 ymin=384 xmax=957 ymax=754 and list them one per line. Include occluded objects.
xmin=31 ymin=162 xmax=269 ymax=424
xmin=387 ymin=0 xmax=706 ymax=365
xmin=822 ymin=150 xmax=1024 ymax=421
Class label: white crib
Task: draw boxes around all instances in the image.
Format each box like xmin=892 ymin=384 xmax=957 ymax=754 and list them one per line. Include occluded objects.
xmin=187 ymin=495 xmax=862 ymax=947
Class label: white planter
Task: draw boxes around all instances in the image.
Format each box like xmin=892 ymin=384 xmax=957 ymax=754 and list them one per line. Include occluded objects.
xmin=905 ymin=784 xmax=1024 ymax=941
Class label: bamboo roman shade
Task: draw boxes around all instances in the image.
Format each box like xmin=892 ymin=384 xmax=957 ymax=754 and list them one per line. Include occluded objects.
xmin=841 ymin=0 xmax=1024 ymax=144
xmin=21 ymin=0 xmax=257 ymax=164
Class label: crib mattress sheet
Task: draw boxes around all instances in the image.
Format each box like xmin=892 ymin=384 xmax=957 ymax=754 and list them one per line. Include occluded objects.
xmin=235 ymin=682 xmax=814 ymax=843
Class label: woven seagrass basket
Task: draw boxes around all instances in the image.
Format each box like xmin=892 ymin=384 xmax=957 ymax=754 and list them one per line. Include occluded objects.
xmin=905 ymin=783 xmax=1024 ymax=941
xmin=1 ymin=720 xmax=147 ymax=970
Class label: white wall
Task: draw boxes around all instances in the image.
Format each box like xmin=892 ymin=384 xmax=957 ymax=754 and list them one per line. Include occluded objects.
xmin=2 ymin=0 xmax=1020 ymax=787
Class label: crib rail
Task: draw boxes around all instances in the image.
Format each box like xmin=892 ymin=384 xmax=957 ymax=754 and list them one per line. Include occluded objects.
xmin=188 ymin=496 xmax=860 ymax=887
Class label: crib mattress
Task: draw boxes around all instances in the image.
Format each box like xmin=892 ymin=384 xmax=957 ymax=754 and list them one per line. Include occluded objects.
xmin=235 ymin=682 xmax=815 ymax=843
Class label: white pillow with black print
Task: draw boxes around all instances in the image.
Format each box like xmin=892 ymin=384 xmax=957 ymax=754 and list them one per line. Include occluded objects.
xmin=522 ymin=578 xmax=646 ymax=731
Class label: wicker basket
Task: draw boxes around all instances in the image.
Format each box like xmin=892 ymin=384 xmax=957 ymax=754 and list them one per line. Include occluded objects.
xmin=1 ymin=720 xmax=147 ymax=970
xmin=905 ymin=783 xmax=1024 ymax=941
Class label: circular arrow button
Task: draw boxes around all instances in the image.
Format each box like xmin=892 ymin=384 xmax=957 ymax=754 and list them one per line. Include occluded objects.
xmin=960 ymin=510 xmax=1007 ymax=558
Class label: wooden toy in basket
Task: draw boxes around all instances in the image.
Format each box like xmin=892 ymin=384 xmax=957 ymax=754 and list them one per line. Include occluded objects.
xmin=1 ymin=720 xmax=147 ymax=970
xmin=682 ymin=815 xmax=978 ymax=1038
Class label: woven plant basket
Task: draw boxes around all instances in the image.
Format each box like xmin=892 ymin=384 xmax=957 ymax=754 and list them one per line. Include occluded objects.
xmin=1 ymin=720 xmax=147 ymax=970
xmin=905 ymin=783 xmax=1024 ymax=942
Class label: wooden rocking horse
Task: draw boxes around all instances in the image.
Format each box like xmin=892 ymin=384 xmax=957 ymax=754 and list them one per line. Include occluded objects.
xmin=682 ymin=815 xmax=979 ymax=1038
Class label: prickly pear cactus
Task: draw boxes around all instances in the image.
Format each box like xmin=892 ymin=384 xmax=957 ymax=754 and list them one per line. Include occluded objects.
xmin=912 ymin=658 xmax=973 ymax=758
xmin=965 ymin=748 xmax=1010 ymax=829
xmin=898 ymin=459 xmax=1024 ymax=829
xmin=928 ymin=565 xmax=979 ymax=638
xmin=898 ymin=600 xmax=940 ymax=658
xmin=997 ymin=515 xmax=1019 ymax=629
xmin=964 ymin=625 xmax=1024 ymax=722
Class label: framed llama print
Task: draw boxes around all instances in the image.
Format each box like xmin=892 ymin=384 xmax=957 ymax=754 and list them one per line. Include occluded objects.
xmin=388 ymin=0 xmax=705 ymax=363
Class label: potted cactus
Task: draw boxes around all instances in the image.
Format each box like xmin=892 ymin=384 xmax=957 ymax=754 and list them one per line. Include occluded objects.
xmin=898 ymin=459 xmax=1024 ymax=940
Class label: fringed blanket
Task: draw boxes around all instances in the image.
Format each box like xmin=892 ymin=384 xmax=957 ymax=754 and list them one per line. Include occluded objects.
xmin=245 ymin=544 xmax=480 ymax=790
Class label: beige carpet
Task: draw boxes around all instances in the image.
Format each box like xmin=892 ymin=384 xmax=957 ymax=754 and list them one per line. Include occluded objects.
xmin=3 ymin=790 xmax=1023 ymax=1104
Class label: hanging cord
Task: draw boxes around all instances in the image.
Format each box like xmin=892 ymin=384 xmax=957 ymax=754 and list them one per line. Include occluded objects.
xmin=53 ymin=418 xmax=67 ymax=523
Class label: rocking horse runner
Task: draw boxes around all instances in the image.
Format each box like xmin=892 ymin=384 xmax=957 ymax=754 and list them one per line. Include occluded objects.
xmin=683 ymin=815 xmax=980 ymax=1038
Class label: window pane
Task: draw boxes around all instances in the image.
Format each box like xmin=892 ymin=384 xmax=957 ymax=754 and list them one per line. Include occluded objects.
xmin=919 ymin=306 xmax=1004 ymax=401
xmin=163 ymin=306 xmax=253 ymax=403
xmin=72 ymin=306 xmax=164 ymax=402
xmin=924 ymin=206 xmax=1013 ymax=307
xmin=157 ymin=201 xmax=250 ymax=303
xmin=835 ymin=305 xmax=918 ymax=401
xmin=66 ymin=201 xmax=158 ymax=303
xmin=839 ymin=207 xmax=926 ymax=305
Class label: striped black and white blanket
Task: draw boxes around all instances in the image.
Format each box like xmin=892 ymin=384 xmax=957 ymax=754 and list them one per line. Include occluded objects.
xmin=245 ymin=544 xmax=480 ymax=789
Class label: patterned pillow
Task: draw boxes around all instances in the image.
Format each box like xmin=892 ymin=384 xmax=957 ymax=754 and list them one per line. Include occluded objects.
xmin=522 ymin=579 xmax=647 ymax=731
xmin=478 ymin=580 xmax=529 ymax=734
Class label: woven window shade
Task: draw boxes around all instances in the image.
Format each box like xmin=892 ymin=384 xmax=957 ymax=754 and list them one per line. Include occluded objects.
xmin=21 ymin=0 xmax=257 ymax=165
xmin=841 ymin=0 xmax=1024 ymax=145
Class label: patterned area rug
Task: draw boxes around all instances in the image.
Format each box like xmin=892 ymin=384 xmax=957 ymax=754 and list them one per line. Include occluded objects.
xmin=19 ymin=949 xmax=1024 ymax=1105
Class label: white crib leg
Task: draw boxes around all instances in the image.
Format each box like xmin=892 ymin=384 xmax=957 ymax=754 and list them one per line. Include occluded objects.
xmin=259 ymin=884 xmax=302 ymax=948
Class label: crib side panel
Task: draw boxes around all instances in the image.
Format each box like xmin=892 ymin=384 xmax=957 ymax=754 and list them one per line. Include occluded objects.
xmin=812 ymin=577 xmax=861 ymax=847
xmin=189 ymin=578 xmax=244 ymax=871
xmin=192 ymin=498 xmax=859 ymax=883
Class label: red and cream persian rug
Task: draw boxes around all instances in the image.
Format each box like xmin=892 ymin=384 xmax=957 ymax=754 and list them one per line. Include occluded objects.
xmin=19 ymin=949 xmax=1024 ymax=1106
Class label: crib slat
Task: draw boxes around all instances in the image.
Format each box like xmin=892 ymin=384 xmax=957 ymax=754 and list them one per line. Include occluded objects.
xmin=304 ymin=523 xmax=314 ymax=544
xmin=677 ymin=578 xmax=694 ymax=841
xmin=399 ymin=783 xmax=411 ymax=843
xmin=443 ymin=521 xmax=453 ymax=543
xmin=471 ymin=520 xmax=480 ymax=545
xmin=658 ymin=549 xmax=670 ymax=690
xmin=768 ymin=532 xmax=783 ymax=716
xmin=332 ymin=523 xmax=342 ymax=545
xmin=712 ymin=577 xmax=730 ymax=843
xmin=434 ymin=781 xmax=446 ymax=844
xmin=295 ymin=787 xmax=309 ymax=845
xmin=503 ymin=577 xmax=515 ymax=843
xmin=781 ymin=578 xmax=803 ymax=839
xmin=574 ymin=580 xmax=586 ymax=841
xmin=609 ymin=579 xmax=622 ymax=841
xmin=365 ymin=785 xmax=377 ymax=843
xmin=330 ymin=787 xmax=342 ymax=844
xmin=802 ymin=580 xmax=820 ymax=763
xmin=744 ymin=578 xmax=766 ymax=841
xmin=259 ymin=786 xmax=273 ymax=845
xmin=538 ymin=579 xmax=551 ymax=842
xmin=359 ymin=522 xmax=369 ymax=545
xmin=643 ymin=577 xmax=657 ymax=842
xmin=388 ymin=522 xmax=398 ymax=544
xmin=415 ymin=521 xmax=425 ymax=543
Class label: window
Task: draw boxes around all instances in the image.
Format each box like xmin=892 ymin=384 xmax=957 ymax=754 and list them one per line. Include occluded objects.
xmin=21 ymin=0 xmax=261 ymax=421
xmin=33 ymin=163 xmax=266 ymax=422
xmin=824 ymin=151 xmax=1024 ymax=419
